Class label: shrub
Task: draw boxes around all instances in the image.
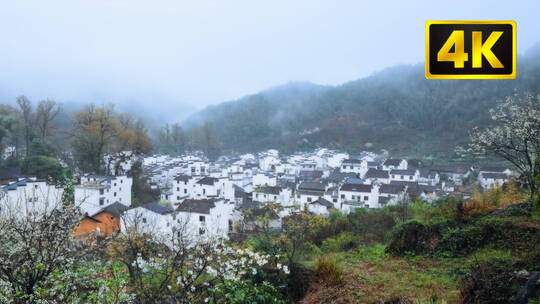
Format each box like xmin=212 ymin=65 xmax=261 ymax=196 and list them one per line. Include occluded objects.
xmin=313 ymin=256 xmax=343 ymax=286
xmin=348 ymin=208 xmax=396 ymax=243
xmin=321 ymin=232 xmax=360 ymax=253
xmin=386 ymin=220 xmax=440 ymax=256
xmin=459 ymin=258 xmax=524 ymax=304
xmin=207 ymin=280 xmax=286 ymax=304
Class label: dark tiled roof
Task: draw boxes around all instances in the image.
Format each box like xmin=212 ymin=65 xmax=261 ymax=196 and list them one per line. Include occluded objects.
xmin=479 ymin=166 xmax=510 ymax=173
xmin=431 ymin=164 xmax=472 ymax=174
xmin=364 ymin=169 xmax=389 ymax=179
xmin=142 ymin=202 xmax=173 ymax=215
xmin=196 ymin=176 xmax=219 ymax=185
xmin=325 ymin=172 xmax=357 ymax=183
xmin=0 ymin=167 xmax=20 ymax=180
xmin=383 ymin=159 xmax=403 ymax=166
xmin=298 ymin=182 xmax=326 ymax=192
xmin=312 ymin=197 xmax=334 ymax=208
xmin=177 ymin=199 xmax=216 ymax=214
xmin=342 ymin=159 xmax=362 ymax=164
xmin=257 ymin=186 xmax=282 ymax=195
xmin=379 ymin=184 xmax=405 ymax=195
xmin=175 ymin=174 xmax=191 ymax=182
xmin=340 ymin=183 xmax=372 ymax=192
xmin=95 ymin=202 xmax=129 ymax=217
xmin=481 ymin=172 xmax=509 ymax=179
xmin=390 ymin=169 xmax=417 ymax=175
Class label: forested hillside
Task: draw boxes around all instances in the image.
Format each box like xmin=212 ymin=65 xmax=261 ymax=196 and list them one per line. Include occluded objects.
xmin=184 ymin=45 xmax=540 ymax=157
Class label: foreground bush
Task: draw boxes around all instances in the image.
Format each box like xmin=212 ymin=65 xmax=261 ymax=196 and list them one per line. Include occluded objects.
xmin=313 ymin=256 xmax=343 ymax=286
xmin=385 ymin=220 xmax=440 ymax=255
xmin=206 ymin=280 xmax=286 ymax=304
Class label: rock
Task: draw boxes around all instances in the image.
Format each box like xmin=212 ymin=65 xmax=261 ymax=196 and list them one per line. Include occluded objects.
xmin=513 ymin=271 xmax=540 ymax=304
xmin=515 ymin=269 xmax=530 ymax=278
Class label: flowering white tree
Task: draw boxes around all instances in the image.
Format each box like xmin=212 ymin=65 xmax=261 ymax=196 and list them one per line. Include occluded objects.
xmin=0 ymin=196 xmax=82 ymax=303
xmin=464 ymin=94 xmax=540 ymax=196
xmin=109 ymin=214 xmax=288 ymax=303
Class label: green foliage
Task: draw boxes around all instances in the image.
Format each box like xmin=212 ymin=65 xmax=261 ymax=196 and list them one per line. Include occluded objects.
xmin=207 ymin=280 xmax=286 ymax=304
xmin=321 ymin=232 xmax=360 ymax=253
xmin=128 ymin=160 xmax=160 ymax=206
xmin=348 ymin=208 xmax=396 ymax=242
xmin=21 ymin=155 xmax=63 ymax=181
xmin=386 ymin=220 xmax=439 ymax=256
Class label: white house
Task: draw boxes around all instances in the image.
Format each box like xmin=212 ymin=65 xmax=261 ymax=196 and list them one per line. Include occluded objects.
xmin=478 ymin=172 xmax=509 ymax=190
xmin=339 ymin=183 xmax=379 ymax=209
xmin=252 ymin=173 xmax=277 ymax=187
xmin=340 ymin=159 xmax=367 ymax=177
xmin=121 ymin=202 xmax=175 ymax=240
xmin=296 ymin=182 xmax=326 ymax=208
xmin=75 ymin=174 xmax=132 ymax=216
xmin=175 ymin=199 xmax=235 ymax=240
xmin=418 ymin=168 xmax=440 ymax=186
xmin=308 ymin=197 xmax=334 ymax=216
xmin=0 ymin=178 xmax=64 ymax=215
xmin=378 ymin=184 xmax=407 ymax=206
xmin=390 ymin=169 xmax=419 ymax=182
xmin=252 ymin=185 xmax=293 ymax=206
xmin=363 ymin=169 xmax=390 ymax=185
xmin=162 ymin=174 xmax=196 ymax=204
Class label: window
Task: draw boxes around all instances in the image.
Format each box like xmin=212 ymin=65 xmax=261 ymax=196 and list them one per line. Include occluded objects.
xmin=184 ymin=189 xmax=187 ymax=194
xmin=114 ymin=192 xmax=117 ymax=197
xmin=114 ymin=183 xmax=117 ymax=186
xmin=333 ymin=198 xmax=337 ymax=203
xmin=274 ymin=195 xmax=277 ymax=200
xmin=177 ymin=187 xmax=180 ymax=191
xmin=228 ymin=220 xmax=233 ymax=231
xmin=99 ymin=198 xmax=104 ymax=206
xmin=307 ymin=197 xmax=312 ymax=202
xmin=203 ymin=189 xmax=206 ymax=195
xmin=409 ymin=176 xmax=412 ymax=180
xmin=100 ymin=189 xmax=104 ymax=195
xmin=142 ymin=218 xmax=147 ymax=223
xmin=199 ymin=215 xmax=205 ymax=222
xmin=341 ymin=194 xmax=345 ymax=199
xmin=121 ymin=179 xmax=123 ymax=184
xmin=400 ymin=176 xmax=404 ymax=180
xmin=350 ymin=166 xmax=353 ymax=169
xmin=199 ymin=228 xmax=205 ymax=235
xmin=177 ymin=196 xmax=180 ymax=200
xmin=364 ymin=196 xmax=368 ymax=201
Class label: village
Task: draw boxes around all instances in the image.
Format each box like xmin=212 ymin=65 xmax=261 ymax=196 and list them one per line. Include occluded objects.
xmin=0 ymin=148 xmax=513 ymax=243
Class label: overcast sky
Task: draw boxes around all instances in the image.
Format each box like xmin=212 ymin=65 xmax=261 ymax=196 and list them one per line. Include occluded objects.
xmin=0 ymin=0 xmax=539 ymax=122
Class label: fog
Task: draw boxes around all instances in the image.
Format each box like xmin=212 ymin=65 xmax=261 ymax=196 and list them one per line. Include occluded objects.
xmin=0 ymin=0 xmax=538 ymax=123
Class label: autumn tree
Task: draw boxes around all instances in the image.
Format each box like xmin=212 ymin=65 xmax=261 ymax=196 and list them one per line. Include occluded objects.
xmin=464 ymin=94 xmax=540 ymax=196
xmin=71 ymin=104 xmax=118 ymax=173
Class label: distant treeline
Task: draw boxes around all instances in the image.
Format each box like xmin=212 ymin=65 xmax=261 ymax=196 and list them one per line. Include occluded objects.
xmin=181 ymin=44 xmax=540 ymax=158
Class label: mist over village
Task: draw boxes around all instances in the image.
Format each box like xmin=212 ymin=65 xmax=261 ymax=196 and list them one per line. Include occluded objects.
xmin=0 ymin=1 xmax=539 ymax=303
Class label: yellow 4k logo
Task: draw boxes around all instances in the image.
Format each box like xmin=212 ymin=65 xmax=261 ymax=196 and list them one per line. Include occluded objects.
xmin=437 ymin=30 xmax=504 ymax=68
xmin=425 ymin=21 xmax=516 ymax=79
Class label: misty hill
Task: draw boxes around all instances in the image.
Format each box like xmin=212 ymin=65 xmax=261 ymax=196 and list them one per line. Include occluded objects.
xmin=184 ymin=45 xmax=540 ymax=157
